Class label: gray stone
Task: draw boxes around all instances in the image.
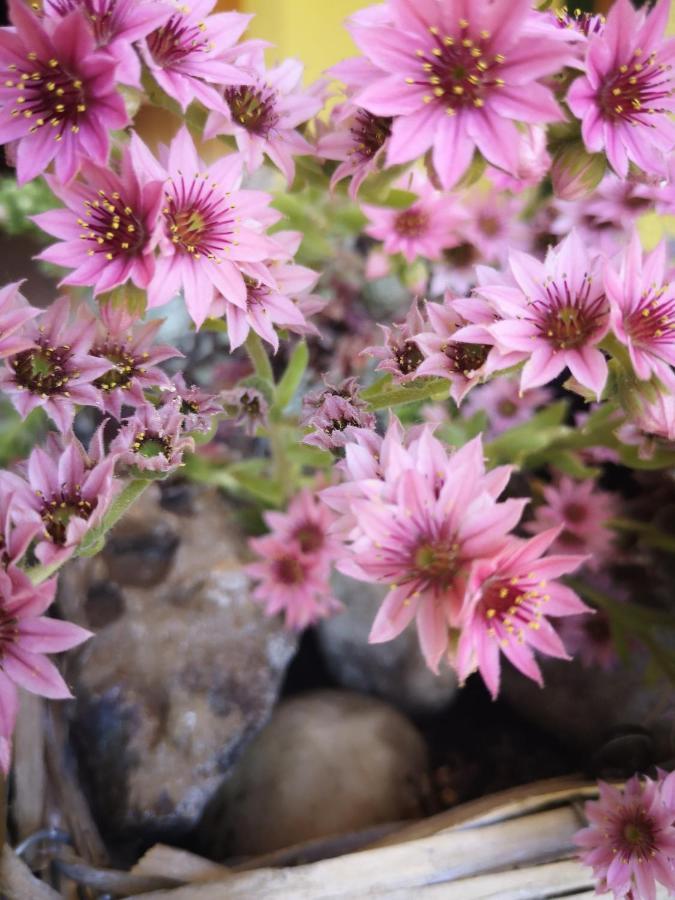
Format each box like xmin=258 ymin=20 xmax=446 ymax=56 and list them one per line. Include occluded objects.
xmin=59 ymin=484 xmax=297 ymax=838
xmin=317 ymin=575 xmax=458 ymax=716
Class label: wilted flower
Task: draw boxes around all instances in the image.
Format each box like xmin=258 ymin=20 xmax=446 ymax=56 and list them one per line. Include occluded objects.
xmin=363 ymin=299 xmax=426 ymax=383
xmin=301 ymin=377 xmax=375 ymax=451
xmin=221 ymin=385 xmax=269 ymax=436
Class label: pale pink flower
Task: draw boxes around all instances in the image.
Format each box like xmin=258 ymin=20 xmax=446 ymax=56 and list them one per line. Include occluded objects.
xmin=480 ymin=231 xmax=610 ymax=399
xmin=301 ymin=377 xmax=375 ymax=451
xmin=348 ymin=0 xmax=573 ymax=188
xmin=458 ymin=187 xmax=529 ymax=264
xmin=140 ymin=0 xmax=256 ymax=112
xmin=362 ymin=173 xmax=463 ymax=264
xmin=526 ymin=476 xmax=618 ymax=570
xmin=575 ymin=775 xmax=675 ymax=900
xmin=263 ymin=489 xmax=342 ymax=573
xmin=110 ymin=399 xmax=194 ymax=474
xmin=33 ymin=149 xmax=164 ymax=297
xmin=606 ymin=230 xmax=675 ymax=388
xmin=129 ymin=127 xmax=280 ymax=328
xmin=0 ymin=282 xmax=40 ymax=359
xmin=0 ymin=0 xmax=128 ymax=184
xmin=221 ymin=385 xmax=268 ymax=436
xmin=172 ymin=372 xmax=222 ymax=434
xmin=363 ymin=298 xmax=427 ymax=383
xmin=0 ymin=297 xmax=109 ymax=432
xmin=456 ymin=528 xmax=588 ymax=698
xmin=619 ymin=386 xmax=675 ymax=459
xmin=204 ymin=58 xmax=323 ymax=183
xmin=0 ymin=566 xmax=91 ymax=772
xmin=42 ymin=0 xmax=172 ymax=88
xmin=567 ymin=0 xmax=675 ymax=179
xmin=0 ymin=486 xmax=41 ymax=569
xmin=462 ymin=376 xmax=553 ymax=437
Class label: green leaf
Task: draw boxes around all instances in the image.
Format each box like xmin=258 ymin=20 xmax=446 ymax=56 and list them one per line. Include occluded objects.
xmin=274 ymin=341 xmax=309 ymax=412
xmin=485 ymin=401 xmax=570 ymax=465
xmin=286 ymin=443 xmax=334 ymax=468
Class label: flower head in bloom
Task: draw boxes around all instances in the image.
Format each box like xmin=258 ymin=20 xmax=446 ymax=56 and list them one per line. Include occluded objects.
xmin=221 ymin=385 xmax=268 ymax=436
xmin=141 ymin=0 xmax=256 ymax=112
xmin=0 ymin=566 xmax=91 ymax=772
xmin=363 ymin=298 xmax=427 ymax=383
xmin=301 ymin=377 xmax=376 ymax=451
xmin=567 ymin=0 xmax=675 ymax=179
xmin=248 ymin=490 xmax=342 ymax=630
xmin=526 ymin=476 xmax=618 ymax=570
xmin=575 ymin=775 xmax=675 ymax=900
xmin=0 ymin=0 xmax=128 ymax=184
xmin=480 ymin=231 xmax=610 ymax=399
xmin=618 ymin=385 xmax=675 ymax=460
xmin=130 ymin=127 xmax=280 ymax=328
xmin=0 ymin=428 xmax=118 ymax=566
xmin=204 ymin=58 xmax=323 ymax=184
xmin=33 ymin=149 xmax=164 ymax=298
xmin=348 ymin=0 xmax=573 ymax=188
xmin=362 ymin=173 xmax=463 ymax=264
xmin=0 ymin=282 xmax=40 ymax=359
xmin=462 ymin=376 xmax=552 ymax=437
xmin=171 ymin=372 xmax=222 ymax=434
xmin=327 ymin=422 xmax=528 ymax=672
xmin=456 ymin=528 xmax=588 ymax=698
xmin=606 ymin=231 xmax=675 ymax=388
xmin=0 ymin=296 xmax=109 ymax=432
xmin=111 ymin=399 xmax=194 ymax=474
xmin=42 ymin=0 xmax=172 ymax=88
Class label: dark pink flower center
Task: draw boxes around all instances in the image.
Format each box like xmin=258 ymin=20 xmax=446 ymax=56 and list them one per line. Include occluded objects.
xmin=11 ymin=341 xmax=73 ymax=396
xmin=600 ymin=49 xmax=673 ymax=124
xmin=291 ymin=524 xmax=324 ymax=554
xmin=624 ymin=286 xmax=675 ymax=349
xmin=615 ymin=809 xmax=659 ymax=863
xmin=224 ymin=84 xmax=280 ymax=137
xmin=395 ymin=339 xmax=424 ymax=375
xmin=273 ymin=555 xmax=306 ymax=586
xmin=480 ymin=577 xmax=548 ymax=642
xmin=349 ymin=110 xmax=392 ymax=162
xmin=405 ymin=20 xmax=506 ymax=114
xmin=147 ymin=13 xmax=209 ymax=68
xmin=79 ymin=189 xmax=146 ymax=261
xmin=563 ymin=502 xmax=587 ymax=524
xmin=441 ymin=341 xmax=490 ymax=376
xmin=5 ymin=54 xmax=88 ymax=141
xmin=163 ymin=176 xmax=236 ymax=261
xmin=394 ymin=208 xmax=429 ymax=238
xmin=533 ymin=277 xmax=608 ymax=351
xmin=411 ymin=538 xmax=460 ymax=590
xmin=38 ymin=488 xmax=95 ymax=545
xmin=497 ymin=398 xmax=518 ymax=417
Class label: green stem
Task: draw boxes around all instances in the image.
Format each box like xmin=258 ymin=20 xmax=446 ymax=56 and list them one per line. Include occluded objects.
xmin=245 ymin=332 xmax=275 ymax=384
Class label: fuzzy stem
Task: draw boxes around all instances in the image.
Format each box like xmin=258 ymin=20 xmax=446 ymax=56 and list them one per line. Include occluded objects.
xmin=245 ymin=332 xmax=275 ymax=384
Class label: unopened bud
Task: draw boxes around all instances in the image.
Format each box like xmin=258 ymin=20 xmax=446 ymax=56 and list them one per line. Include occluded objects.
xmin=551 ymin=143 xmax=606 ymax=201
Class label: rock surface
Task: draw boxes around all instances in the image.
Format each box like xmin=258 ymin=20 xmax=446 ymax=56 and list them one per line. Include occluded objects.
xmin=317 ymin=575 xmax=458 ymax=716
xmin=59 ymin=484 xmax=297 ymax=839
xmin=204 ymin=690 xmax=431 ymax=858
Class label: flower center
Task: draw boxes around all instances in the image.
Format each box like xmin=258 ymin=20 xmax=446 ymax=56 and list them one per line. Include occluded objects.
xmin=444 ymin=242 xmax=479 ymax=269
xmin=244 ymin=276 xmax=270 ymax=309
xmin=11 ymin=343 xmax=72 ymax=396
xmin=563 ymin=502 xmax=587 ymax=524
xmin=625 ymin=286 xmax=675 ymax=349
xmin=480 ymin=576 xmax=548 ymax=641
xmin=395 ymin=339 xmax=424 ymax=375
xmin=497 ymin=399 xmax=518 ymax=418
xmin=6 ymin=54 xmax=87 ymax=141
xmin=478 ymin=214 xmax=501 ymax=237
xmin=533 ymin=277 xmax=608 ymax=351
xmin=553 ymin=8 xmax=604 ymax=37
xmin=394 ymin=209 xmax=429 ymax=238
xmin=79 ymin=189 xmax=146 ymax=262
xmin=39 ymin=489 xmax=95 ymax=545
xmin=292 ymin=524 xmax=324 ymax=554
xmin=600 ymin=48 xmax=672 ymax=123
xmin=350 ymin=110 xmax=392 ymax=161
xmin=92 ymin=343 xmax=137 ymax=391
xmin=442 ymin=341 xmax=490 ymax=376
xmin=273 ymin=555 xmax=305 ymax=586
xmin=132 ymin=430 xmax=172 ymax=459
xmin=405 ymin=21 xmax=505 ymax=114
xmin=619 ymin=812 xmax=657 ymax=862
xmin=224 ymin=84 xmax=280 ymax=137
xmin=163 ymin=176 xmax=235 ymax=260
xmin=411 ymin=538 xmax=460 ymax=590
xmin=147 ymin=14 xmax=210 ymax=68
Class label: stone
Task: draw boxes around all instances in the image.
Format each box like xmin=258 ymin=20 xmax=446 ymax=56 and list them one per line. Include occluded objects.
xmin=204 ymin=690 xmax=431 ymax=858
xmin=317 ymin=575 xmax=458 ymax=716
xmin=58 ymin=484 xmax=298 ymax=840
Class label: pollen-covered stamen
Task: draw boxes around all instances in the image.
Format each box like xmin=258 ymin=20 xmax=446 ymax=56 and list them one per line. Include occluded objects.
xmin=5 ymin=53 xmax=87 ymax=140
xmin=624 ymin=286 xmax=675 ymax=348
xmin=405 ymin=20 xmax=505 ymax=114
xmin=244 ymin=276 xmax=270 ymax=308
xmin=163 ymin=174 xmax=236 ymax=260
xmin=554 ymin=6 xmax=604 ymax=37
xmin=224 ymin=84 xmax=280 ymax=137
xmin=79 ymin=190 xmax=145 ymax=262
xmin=132 ymin=429 xmax=173 ymax=459
xmin=37 ymin=487 xmax=95 ymax=545
xmin=395 ymin=339 xmax=424 ymax=375
xmin=409 ymin=537 xmax=461 ymax=591
xmin=0 ymin=606 xmax=19 ymax=656
xmin=349 ymin=110 xmax=392 ymax=162
xmin=92 ymin=341 xmax=141 ymax=391
xmin=601 ymin=48 xmax=674 ymax=124
xmin=147 ymin=13 xmax=211 ymax=67
xmin=533 ymin=276 xmax=608 ymax=350
xmin=480 ymin=576 xmax=549 ymax=646
xmin=394 ymin=208 xmax=429 ymax=238
xmin=441 ymin=341 xmax=490 ymax=376
xmin=11 ymin=341 xmax=73 ymax=397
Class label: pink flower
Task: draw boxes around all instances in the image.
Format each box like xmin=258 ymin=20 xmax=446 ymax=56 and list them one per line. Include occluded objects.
xmin=0 ymin=296 xmax=109 ymax=432
xmin=606 ymin=230 xmax=675 ymax=388
xmin=221 ymin=385 xmax=268 ymax=436
xmin=348 ymin=0 xmax=572 ymax=188
xmin=110 ymin=399 xmax=194 ymax=474
xmin=129 ymin=127 xmax=280 ymax=328
xmin=575 ymin=775 xmax=675 ymax=900
xmin=552 ymin=7 xmax=604 ymax=42
xmin=0 ymin=0 xmax=128 ymax=184
xmin=526 ymin=476 xmax=618 ymax=570
xmin=462 ymin=376 xmax=553 ymax=437
xmin=301 ymin=377 xmax=375 ymax=451
xmin=557 ymin=608 xmax=617 ymax=671
xmin=328 ymin=423 xmax=528 ymax=673
xmin=140 ymin=1 xmax=256 ymax=112
xmin=172 ymin=372 xmax=222 ymax=434
xmin=456 ymin=528 xmax=588 ymax=698
xmin=42 ymin=0 xmax=172 ymax=88
xmin=567 ymin=0 xmax=675 ymax=179
xmin=204 ymin=58 xmax=323 ymax=184
xmin=0 ymin=281 xmax=40 ymax=359
xmin=0 ymin=566 xmax=91 ymax=772
xmin=363 ymin=298 xmax=427 ymax=383
xmin=0 ymin=428 xmax=119 ymax=567
xmin=362 ymin=173 xmax=463 ymax=263
xmin=485 ymin=125 xmax=551 ymax=192
xmin=480 ymin=231 xmax=610 ymax=399
xmin=0 ymin=486 xmax=41 ymax=569
xmin=33 ymin=149 xmax=164 ymax=298
xmin=619 ymin=385 xmax=675 ymax=459
xmin=263 ymin=489 xmax=342 ymax=573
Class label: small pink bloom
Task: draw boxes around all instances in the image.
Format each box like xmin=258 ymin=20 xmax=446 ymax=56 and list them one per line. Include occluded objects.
xmin=526 ymin=475 xmax=618 ymax=570
xmin=110 ymin=399 xmax=194 ymax=474
xmin=221 ymin=385 xmax=268 ymax=436
xmin=363 ymin=298 xmax=427 ymax=383
xmin=263 ymin=489 xmax=342 ymax=573
xmin=456 ymin=528 xmax=588 ymax=698
xmin=0 ymin=0 xmax=128 ymax=184
xmin=462 ymin=376 xmax=552 ymax=437
xmin=0 ymin=296 xmax=109 ymax=432
xmin=172 ymin=372 xmax=222 ymax=434
xmin=557 ymin=608 xmax=617 ymax=671
xmin=33 ymin=148 xmax=164 ymax=298
xmin=606 ymin=230 xmax=675 ymax=388
xmin=204 ymin=58 xmax=324 ymax=184
xmin=301 ymin=377 xmax=375 ymax=451
xmin=348 ymin=0 xmax=573 ymax=188
xmin=567 ymin=0 xmax=675 ymax=179
xmin=575 ymin=774 xmax=675 ymax=900
xmin=618 ymin=385 xmax=675 ymax=459
xmin=0 ymin=282 xmax=40 ymax=359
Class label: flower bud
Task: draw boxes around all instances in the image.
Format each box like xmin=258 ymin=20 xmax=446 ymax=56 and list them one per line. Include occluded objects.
xmin=550 ymin=143 xmax=606 ymax=201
